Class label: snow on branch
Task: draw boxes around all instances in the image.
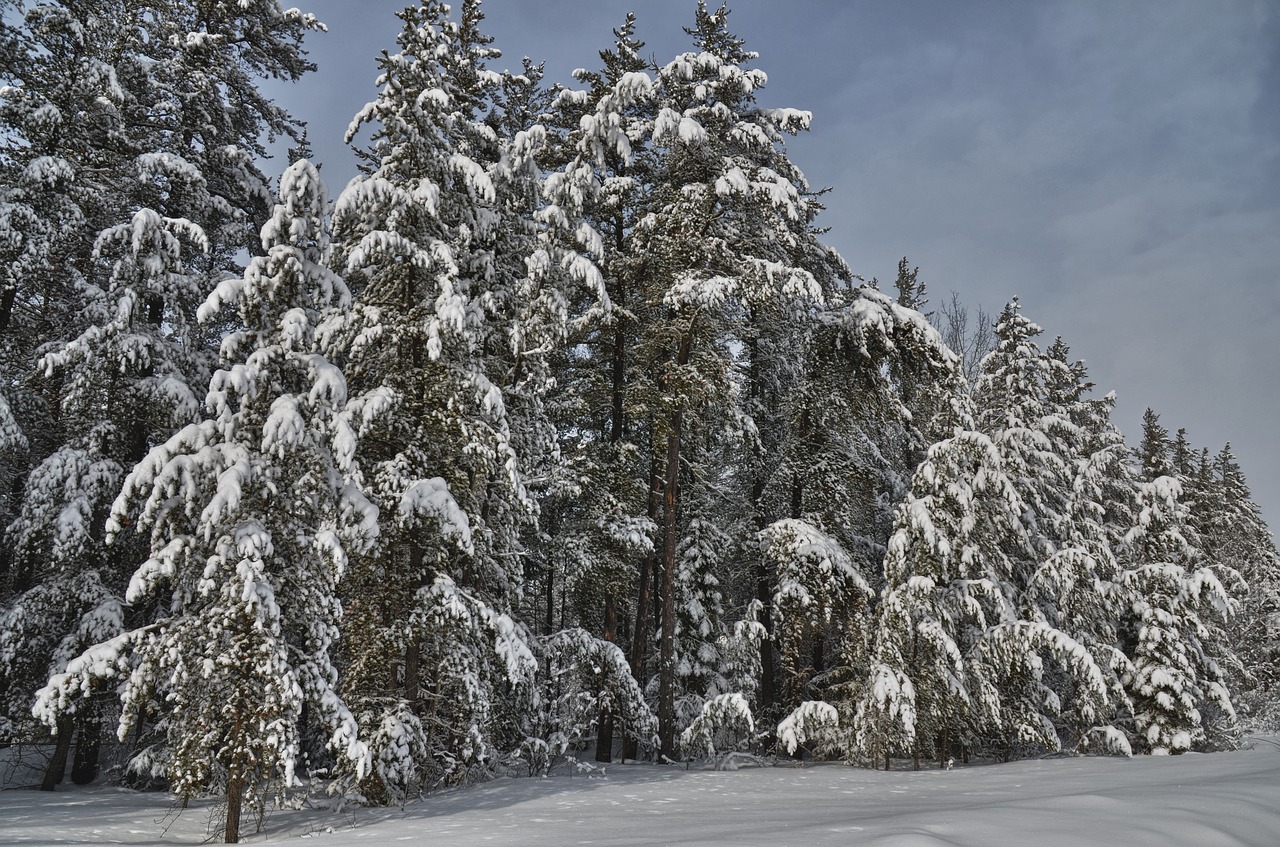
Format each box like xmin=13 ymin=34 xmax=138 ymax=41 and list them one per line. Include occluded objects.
xmin=399 ymin=477 xmax=473 ymax=553
xmin=679 ymin=692 xmax=756 ymax=760
xmin=778 ymin=700 xmax=841 ymax=757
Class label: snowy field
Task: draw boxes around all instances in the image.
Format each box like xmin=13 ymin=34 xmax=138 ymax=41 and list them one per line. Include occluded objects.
xmin=2 ymin=743 xmax=1279 ymax=846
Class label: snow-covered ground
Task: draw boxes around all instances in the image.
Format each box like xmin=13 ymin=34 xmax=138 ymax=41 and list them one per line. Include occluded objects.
xmin=3 ymin=742 xmax=1279 ymax=846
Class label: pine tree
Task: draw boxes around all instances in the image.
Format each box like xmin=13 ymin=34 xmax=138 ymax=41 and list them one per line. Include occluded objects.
xmin=35 ymin=160 xmax=373 ymax=842
xmin=1119 ymin=474 xmax=1236 ymax=753
xmin=1202 ymin=444 xmax=1279 ymax=727
xmin=328 ymin=0 xmax=599 ymax=793
xmin=0 ymin=207 xmax=208 ymax=783
xmin=858 ymin=429 xmax=1023 ymax=766
xmin=534 ymin=10 xmax=660 ymax=763
xmin=969 ymin=306 xmax=1146 ymax=754
xmin=633 ymin=1 xmax=853 ymax=756
xmin=670 ymin=516 xmax=753 ymax=727
xmin=1 ymin=2 xmax=322 ymax=786
xmin=972 ymin=300 xmax=1071 ymax=566
xmin=892 ymin=257 xmax=927 ymax=312
xmin=860 ymin=412 xmax=1114 ymax=767
xmin=1 ymin=2 xmax=133 ymax=611
xmin=1136 ymin=408 xmax=1172 ymax=481
xmin=768 ymin=281 xmax=964 ymax=740
xmin=1034 ymin=342 xmax=1135 ymax=751
xmin=761 ymin=518 xmax=873 ymax=710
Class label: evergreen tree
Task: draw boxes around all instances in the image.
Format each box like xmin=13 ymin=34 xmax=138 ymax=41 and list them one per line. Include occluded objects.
xmin=770 ymin=282 xmax=965 ymax=736
xmin=1 ymin=2 xmax=322 ymax=786
xmin=0 ymin=207 xmax=208 ymax=783
xmin=636 ymin=1 xmax=849 ymax=755
xmin=973 ymin=300 xmax=1070 ymax=571
xmin=1119 ymin=474 xmax=1236 ymax=753
xmin=971 ymin=305 xmax=1114 ymax=750
xmin=328 ymin=0 xmax=607 ymax=793
xmin=534 ymin=10 xmax=660 ymax=763
xmin=35 ymin=160 xmax=373 ymax=842
xmin=1136 ymin=408 xmax=1172 ymax=481
xmin=1034 ymin=341 xmax=1135 ymax=750
xmin=892 ymin=257 xmax=927 ymax=312
xmin=861 ymin=417 xmax=1112 ymax=766
xmin=1203 ymin=444 xmax=1279 ymax=727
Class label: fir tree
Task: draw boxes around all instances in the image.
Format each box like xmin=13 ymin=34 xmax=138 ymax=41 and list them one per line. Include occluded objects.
xmin=535 ymin=10 xmax=659 ymax=763
xmin=1 ymin=2 xmax=322 ymax=787
xmin=35 ymin=160 xmax=373 ymax=842
xmin=637 ymin=1 xmax=847 ymax=755
xmin=1202 ymin=445 xmax=1279 ymax=727
xmin=329 ymin=0 xmax=585 ymax=793
xmin=1136 ymin=408 xmax=1173 ymax=481
xmin=1119 ymin=475 xmax=1236 ymax=753
xmin=892 ymin=257 xmax=927 ymax=312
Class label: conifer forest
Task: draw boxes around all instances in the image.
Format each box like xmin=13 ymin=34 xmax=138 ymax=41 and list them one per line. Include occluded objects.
xmin=1 ymin=1 xmax=1277 ymax=843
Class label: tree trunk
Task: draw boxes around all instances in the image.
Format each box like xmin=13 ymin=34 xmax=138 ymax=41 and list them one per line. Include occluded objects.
xmin=657 ymin=403 xmax=683 ymax=761
xmin=404 ymin=642 xmax=420 ymax=705
xmin=595 ymin=594 xmax=617 ymax=762
xmin=748 ymin=332 xmax=777 ymax=724
xmin=544 ymin=554 xmax=555 ymax=636
xmin=790 ymin=408 xmax=810 ymax=520
xmin=404 ymin=544 xmax=424 ymax=702
xmin=0 ymin=286 xmax=15 ymax=336
xmin=656 ymin=329 xmax=692 ymax=761
xmin=40 ymin=715 xmax=73 ymax=791
xmin=70 ymin=705 xmax=101 ymax=785
xmin=753 ymin=475 xmax=776 ymax=720
xmin=622 ymin=431 xmax=663 ymax=762
xmin=610 ymin=286 xmax=626 ymax=445
xmin=224 ymin=774 xmax=243 ymax=844
xmin=598 ymin=280 xmax=626 ymax=763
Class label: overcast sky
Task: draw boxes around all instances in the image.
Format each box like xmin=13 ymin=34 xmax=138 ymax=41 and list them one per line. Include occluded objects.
xmin=267 ymin=0 xmax=1280 ymax=525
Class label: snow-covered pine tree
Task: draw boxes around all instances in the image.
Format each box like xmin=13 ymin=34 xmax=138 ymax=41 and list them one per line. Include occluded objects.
xmin=1119 ymin=472 xmax=1237 ymax=754
xmin=34 ymin=161 xmax=373 ymax=842
xmin=626 ymin=1 xmax=855 ymax=756
xmin=130 ymin=0 xmax=323 ymax=266
xmin=1199 ymin=444 xmax=1278 ymax=728
xmin=0 ymin=1 xmax=165 ymax=780
xmin=330 ymin=0 xmax=612 ymax=793
xmin=1136 ymin=408 xmax=1173 ymax=482
xmin=665 ymin=512 xmax=762 ymax=732
xmin=1 ymin=206 xmax=209 ymax=785
xmin=892 ymin=257 xmax=928 ymax=311
xmin=760 ymin=518 xmax=873 ymax=712
xmin=1032 ymin=341 xmax=1135 ymax=751
xmin=770 ymin=281 xmax=966 ymax=735
xmin=531 ymin=11 xmax=662 ymax=763
xmin=0 ymin=3 xmax=134 ymax=606
xmin=1 ymin=1 xmax=323 ymax=786
xmin=972 ymin=300 xmax=1069 ymax=578
xmin=858 ymin=417 xmax=1112 ymax=767
xmin=969 ymin=304 xmax=1125 ymax=754
xmin=857 ymin=428 xmax=1021 ymax=767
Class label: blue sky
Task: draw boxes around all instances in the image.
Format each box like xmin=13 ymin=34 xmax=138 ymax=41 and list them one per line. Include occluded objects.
xmin=267 ymin=0 xmax=1280 ymax=522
